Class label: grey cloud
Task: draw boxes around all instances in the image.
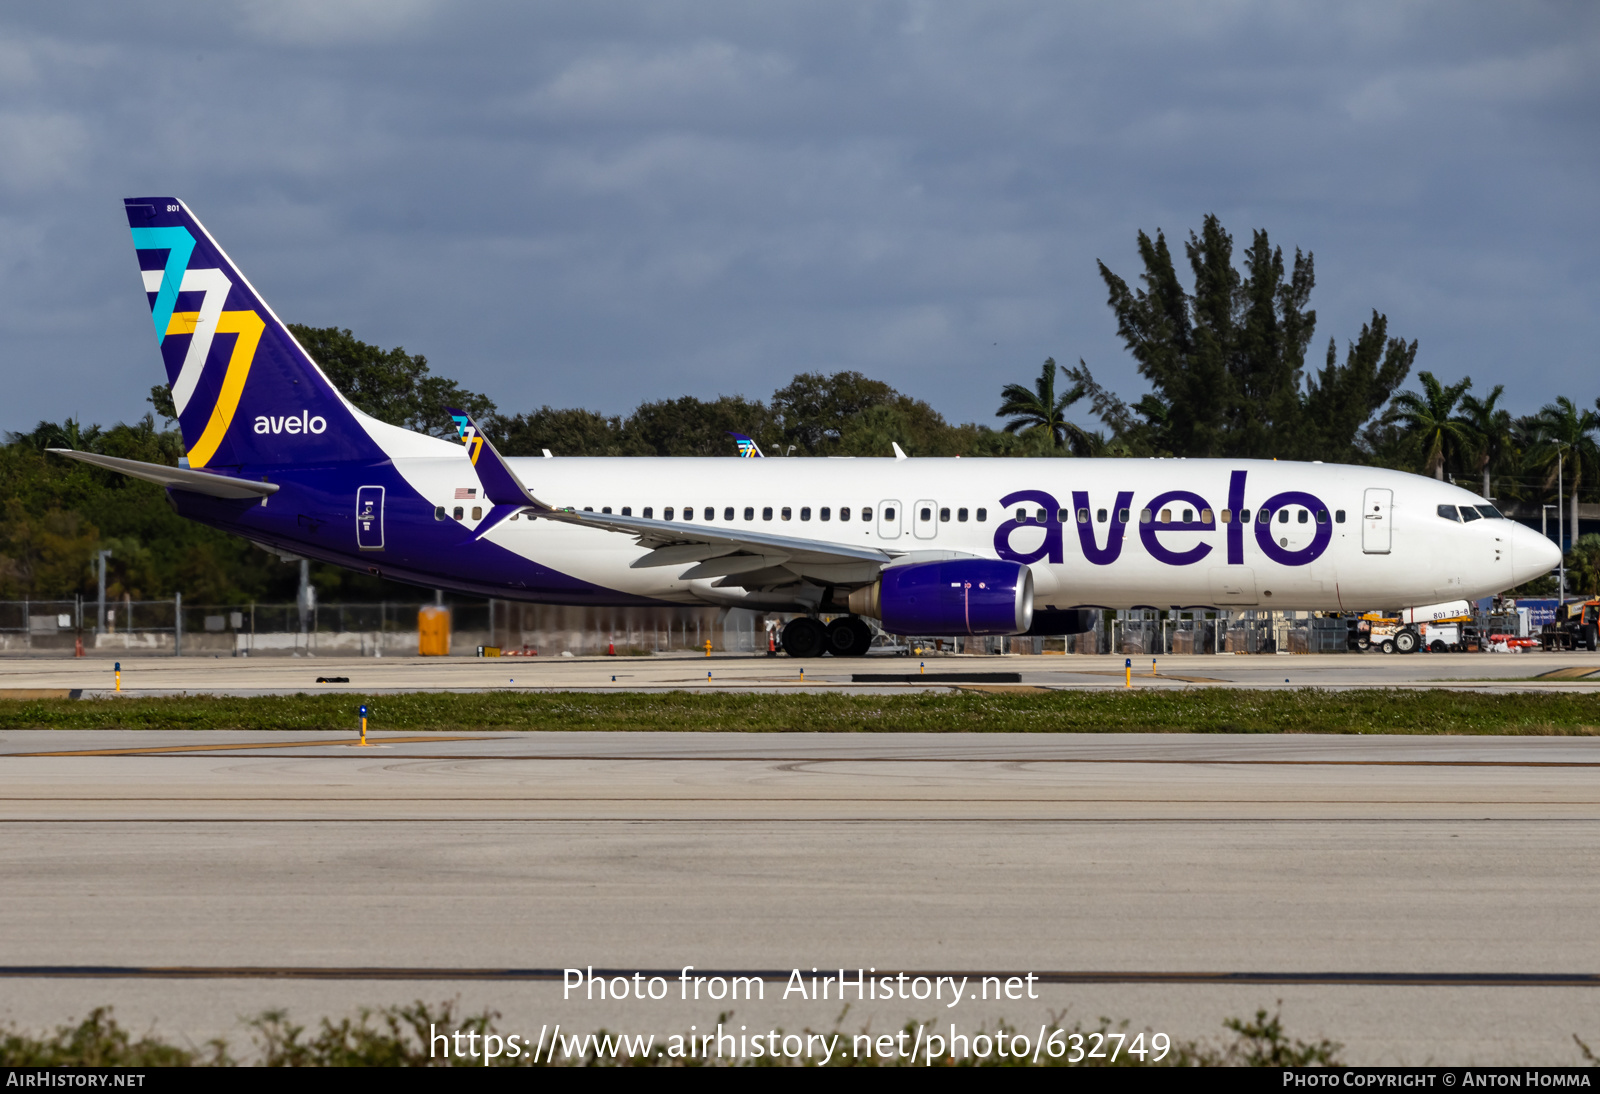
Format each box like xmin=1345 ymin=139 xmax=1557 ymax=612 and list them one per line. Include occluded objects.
xmin=1 ymin=1 xmax=1597 ymax=435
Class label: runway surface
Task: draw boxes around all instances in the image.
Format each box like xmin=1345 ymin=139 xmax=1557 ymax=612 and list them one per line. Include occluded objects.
xmin=1 ymin=730 xmax=1599 ymax=1064
xmin=3 ymin=649 xmax=1600 ymax=697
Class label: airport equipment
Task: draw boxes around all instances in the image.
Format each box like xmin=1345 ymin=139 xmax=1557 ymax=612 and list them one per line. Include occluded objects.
xmin=358 ymin=703 xmax=368 ymax=746
xmin=1539 ymin=600 xmax=1600 ymax=652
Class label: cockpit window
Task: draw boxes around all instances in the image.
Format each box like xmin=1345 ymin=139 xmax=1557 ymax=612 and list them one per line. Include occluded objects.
xmin=1476 ymin=505 xmax=1504 ymax=519
xmin=1436 ymin=504 xmax=1460 ymax=521
xmin=1460 ymin=507 xmax=1482 ymax=523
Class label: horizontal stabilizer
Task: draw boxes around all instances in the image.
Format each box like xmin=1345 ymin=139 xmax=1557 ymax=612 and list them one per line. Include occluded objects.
xmin=47 ymin=449 xmax=280 ymax=499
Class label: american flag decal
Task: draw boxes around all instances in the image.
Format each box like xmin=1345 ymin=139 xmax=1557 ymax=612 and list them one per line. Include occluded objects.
xmin=455 ymin=487 xmax=477 ymax=499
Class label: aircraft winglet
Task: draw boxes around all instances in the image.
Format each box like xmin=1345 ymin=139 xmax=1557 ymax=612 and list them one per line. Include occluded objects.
xmin=727 ymin=431 xmax=764 ymax=458
xmin=445 ymin=408 xmax=546 ymax=509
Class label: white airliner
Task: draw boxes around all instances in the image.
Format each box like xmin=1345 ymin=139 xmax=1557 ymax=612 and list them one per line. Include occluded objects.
xmin=54 ymin=197 xmax=1561 ymax=658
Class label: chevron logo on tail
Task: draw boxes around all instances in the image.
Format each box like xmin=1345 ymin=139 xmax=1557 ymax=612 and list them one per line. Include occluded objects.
xmin=451 ymin=415 xmax=484 ymax=465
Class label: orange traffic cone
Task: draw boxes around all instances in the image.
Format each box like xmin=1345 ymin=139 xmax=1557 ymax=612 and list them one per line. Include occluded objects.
xmin=74 ymin=635 xmax=84 ymax=658
xmin=607 ymin=641 xmax=615 ymax=655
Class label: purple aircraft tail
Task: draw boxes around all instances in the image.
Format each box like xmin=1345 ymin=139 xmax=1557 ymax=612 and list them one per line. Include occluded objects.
xmin=125 ymin=197 xmax=392 ymax=470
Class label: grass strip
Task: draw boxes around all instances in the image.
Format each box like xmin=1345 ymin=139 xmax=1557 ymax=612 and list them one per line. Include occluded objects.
xmin=0 ymin=689 xmax=1597 ymax=734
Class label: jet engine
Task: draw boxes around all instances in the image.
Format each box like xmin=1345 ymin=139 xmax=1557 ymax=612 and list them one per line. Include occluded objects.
xmin=847 ymin=559 xmax=1033 ymax=636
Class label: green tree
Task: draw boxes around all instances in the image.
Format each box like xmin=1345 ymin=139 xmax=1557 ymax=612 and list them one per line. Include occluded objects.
xmin=287 ymin=326 xmax=497 ymax=438
xmin=1458 ymin=385 xmax=1513 ymax=499
xmin=1532 ymin=396 xmax=1600 ymax=544
xmin=497 ymin=407 xmax=627 ymax=457
xmin=622 ymin=395 xmax=777 ymax=456
xmin=770 ymin=371 xmax=900 ymax=454
xmin=1388 ymin=372 xmax=1475 ymax=480
xmin=996 ymin=358 xmax=1093 ymax=454
xmin=1092 ymin=215 xmax=1414 ymax=460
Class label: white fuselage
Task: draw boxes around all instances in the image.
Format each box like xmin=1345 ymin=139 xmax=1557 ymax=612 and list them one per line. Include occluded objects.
xmin=388 ymin=455 xmax=1560 ymax=613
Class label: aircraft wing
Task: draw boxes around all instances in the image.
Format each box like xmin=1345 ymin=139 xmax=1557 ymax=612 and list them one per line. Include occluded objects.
xmin=47 ymin=449 xmax=280 ymax=500
xmin=443 ymin=407 xmax=906 ymax=587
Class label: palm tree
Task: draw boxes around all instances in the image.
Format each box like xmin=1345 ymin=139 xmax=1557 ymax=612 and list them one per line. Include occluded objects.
xmin=997 ymin=358 xmax=1093 ymax=455
xmin=1388 ymin=372 xmax=1474 ymax=480
xmin=1532 ymin=396 xmax=1600 ymax=547
xmin=1458 ymin=385 xmax=1512 ymax=499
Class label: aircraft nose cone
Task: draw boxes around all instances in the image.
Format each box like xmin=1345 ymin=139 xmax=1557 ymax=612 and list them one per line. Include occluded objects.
xmin=1511 ymin=522 xmax=1563 ymax=585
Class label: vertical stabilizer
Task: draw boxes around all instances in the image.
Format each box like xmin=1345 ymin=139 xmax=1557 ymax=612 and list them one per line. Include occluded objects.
xmin=125 ymin=197 xmax=421 ymax=469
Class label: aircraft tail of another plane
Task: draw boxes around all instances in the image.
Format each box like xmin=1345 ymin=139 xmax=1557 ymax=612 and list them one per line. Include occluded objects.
xmin=124 ymin=197 xmax=445 ymax=471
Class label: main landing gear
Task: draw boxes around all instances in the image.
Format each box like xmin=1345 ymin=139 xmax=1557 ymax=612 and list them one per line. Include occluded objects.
xmin=780 ymin=616 xmax=873 ymax=658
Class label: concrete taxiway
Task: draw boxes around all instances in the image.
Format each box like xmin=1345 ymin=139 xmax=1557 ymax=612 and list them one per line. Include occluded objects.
xmin=1 ymin=729 xmax=1598 ymax=1064
xmin=3 ymin=649 xmax=1600 ymax=697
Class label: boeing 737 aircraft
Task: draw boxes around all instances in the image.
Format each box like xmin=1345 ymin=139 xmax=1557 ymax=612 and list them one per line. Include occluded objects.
xmin=49 ymin=198 xmax=1563 ymax=657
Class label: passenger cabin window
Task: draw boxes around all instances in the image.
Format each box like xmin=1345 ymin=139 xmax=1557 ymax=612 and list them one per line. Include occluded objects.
xmin=1077 ymin=508 xmax=1090 ymax=524
xmin=1460 ymin=507 xmax=1482 ymax=523
xmin=1096 ymin=509 xmax=1106 ymax=523
xmin=1219 ymin=509 xmax=1231 ymax=524
xmin=1181 ymin=508 xmax=1192 ymax=522
xmin=821 ymin=507 xmax=832 ymax=521
xmin=622 ymin=507 xmax=632 ymax=516
xmin=1258 ymin=509 xmax=1271 ymax=524
xmin=452 ymin=506 xmax=464 ymax=520
xmin=1159 ymin=508 xmax=1171 ymax=523
xmin=883 ymin=507 xmax=895 ymax=521
xmin=1035 ymin=508 xmax=1047 ymax=524
xmin=642 ymin=507 xmax=653 ymax=519
xmin=801 ymin=507 xmax=812 ymax=521
xmin=744 ymin=507 xmax=754 ymax=521
xmin=957 ymin=508 xmax=969 ymax=522
xmin=705 ymin=507 xmax=715 ymax=521
xmin=1200 ymin=508 xmax=1213 ymax=524
xmin=920 ymin=507 xmax=932 ymax=522
xmin=862 ymin=507 xmax=873 ymax=521
xmin=940 ymin=507 xmax=951 ymax=522
xmin=1116 ymin=508 xmax=1129 ymax=523
xmin=434 ymin=506 xmax=445 ymax=521
xmin=583 ymin=507 xmax=593 ymax=512
xmin=1437 ymin=504 xmax=1460 ymax=521
xmin=781 ymin=507 xmax=792 ymax=521
xmin=763 ymin=507 xmax=773 ymax=521
xmin=1015 ymin=508 xmax=1027 ymax=523
xmin=1297 ymin=509 xmax=1308 ymax=524
xmin=724 ymin=507 xmax=734 ymax=520
xmin=1140 ymin=509 xmax=1153 ymax=524
xmin=602 ymin=507 xmax=612 ymax=514
xmin=976 ymin=508 xmax=987 ymax=522
xmin=1335 ymin=510 xmax=1345 ymax=523
xmin=839 ymin=507 xmax=850 ymax=521
xmin=1316 ymin=510 xmax=1328 ymax=524
xmin=663 ymin=507 xmax=674 ymax=521
xmin=1240 ymin=509 xmax=1251 ymax=523
xmin=472 ymin=507 xmax=482 ymax=519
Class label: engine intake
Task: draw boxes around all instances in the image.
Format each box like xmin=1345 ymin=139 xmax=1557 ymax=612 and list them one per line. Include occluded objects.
xmin=847 ymin=559 xmax=1033 ymax=636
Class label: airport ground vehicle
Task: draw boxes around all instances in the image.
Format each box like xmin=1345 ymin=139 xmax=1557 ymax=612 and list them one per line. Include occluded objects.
xmin=1349 ymin=601 xmax=1477 ymax=654
xmin=1539 ymin=600 xmax=1600 ymax=652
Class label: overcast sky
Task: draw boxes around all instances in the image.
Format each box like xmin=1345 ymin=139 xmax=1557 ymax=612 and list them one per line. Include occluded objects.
xmin=2 ymin=1 xmax=1597 ymax=434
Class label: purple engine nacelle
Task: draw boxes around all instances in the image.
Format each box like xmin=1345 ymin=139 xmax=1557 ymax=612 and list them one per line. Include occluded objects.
xmin=872 ymin=559 xmax=1035 ymax=636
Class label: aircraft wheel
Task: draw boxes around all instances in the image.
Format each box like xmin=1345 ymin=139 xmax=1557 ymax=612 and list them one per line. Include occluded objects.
xmin=1380 ymin=639 xmax=1396 ymax=655
xmin=1395 ymin=629 xmax=1420 ymax=654
xmin=825 ymin=617 xmax=874 ymax=657
xmin=781 ymin=617 xmax=828 ymax=658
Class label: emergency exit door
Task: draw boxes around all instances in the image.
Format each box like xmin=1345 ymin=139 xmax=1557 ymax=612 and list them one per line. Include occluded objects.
xmin=1362 ymin=488 xmax=1391 ymax=554
xmin=357 ymin=486 xmax=385 ymax=550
